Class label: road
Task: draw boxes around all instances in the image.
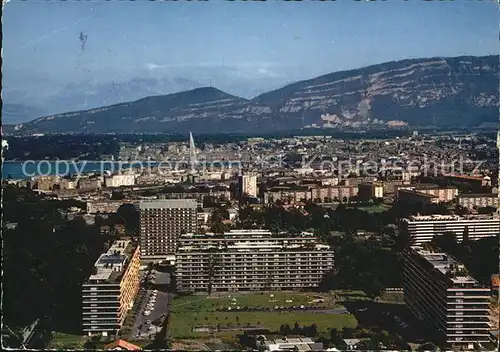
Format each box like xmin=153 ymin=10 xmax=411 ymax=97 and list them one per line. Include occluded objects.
xmin=130 ymin=271 xmax=172 ymax=340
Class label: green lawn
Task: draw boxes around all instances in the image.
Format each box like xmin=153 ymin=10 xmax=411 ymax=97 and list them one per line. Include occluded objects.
xmin=332 ymin=289 xmax=371 ymax=301
xmin=47 ymin=332 xmax=86 ymax=349
xmin=171 ymin=292 xmax=339 ymax=313
xmin=378 ymin=290 xmax=404 ymax=303
xmin=168 ymin=311 xmax=357 ymax=339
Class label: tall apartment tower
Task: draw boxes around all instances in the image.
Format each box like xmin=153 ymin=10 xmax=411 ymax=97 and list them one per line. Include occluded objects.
xmin=399 ymin=215 xmax=500 ymax=245
xmin=403 ymin=246 xmax=492 ymax=349
xmin=239 ymin=174 xmax=258 ymax=197
xmin=139 ymin=199 xmax=198 ymax=261
xmin=82 ymin=238 xmax=140 ymax=336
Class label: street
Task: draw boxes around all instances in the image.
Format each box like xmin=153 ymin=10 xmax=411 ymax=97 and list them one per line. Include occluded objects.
xmin=129 ymin=271 xmax=172 ymax=340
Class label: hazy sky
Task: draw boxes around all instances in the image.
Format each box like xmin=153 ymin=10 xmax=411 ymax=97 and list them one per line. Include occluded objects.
xmin=3 ymin=0 xmax=499 ymax=103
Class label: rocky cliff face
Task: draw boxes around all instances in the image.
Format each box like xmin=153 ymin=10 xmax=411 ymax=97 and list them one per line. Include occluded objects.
xmin=9 ymin=55 xmax=498 ymax=134
xmin=254 ymin=55 xmax=498 ymax=130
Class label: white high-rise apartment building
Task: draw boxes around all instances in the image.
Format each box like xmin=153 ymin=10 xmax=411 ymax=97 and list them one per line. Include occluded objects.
xmin=139 ymin=199 xmax=198 ymax=261
xmin=175 ymin=229 xmax=334 ymax=293
xmin=104 ymin=174 xmax=136 ymax=188
xmin=399 ymin=215 xmax=500 ymax=245
xmin=82 ymin=239 xmax=140 ymax=336
xmin=239 ymin=174 xmax=258 ymax=197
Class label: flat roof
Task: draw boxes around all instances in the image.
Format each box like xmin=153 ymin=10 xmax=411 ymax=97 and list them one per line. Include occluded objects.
xmin=139 ymin=199 xmax=198 ymax=209
xmin=459 ymin=193 xmax=498 ymax=198
xmin=412 ymin=247 xmax=480 ymax=284
xmin=447 ymin=174 xmax=487 ymax=181
xmin=405 ymin=214 xmax=499 ymax=222
xmin=399 ymin=189 xmax=438 ymax=198
xmin=88 ymin=239 xmax=136 ymax=282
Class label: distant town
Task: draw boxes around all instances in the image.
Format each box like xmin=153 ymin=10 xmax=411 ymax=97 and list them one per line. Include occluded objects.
xmin=2 ymin=130 xmax=499 ymax=350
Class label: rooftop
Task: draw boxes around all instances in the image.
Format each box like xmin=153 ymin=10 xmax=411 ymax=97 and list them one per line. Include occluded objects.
xmin=413 ymin=247 xmax=479 ymax=284
xmin=139 ymin=199 xmax=198 ymax=209
xmin=89 ymin=239 xmax=137 ymax=282
xmin=459 ymin=193 xmax=499 ymax=198
xmin=447 ymin=174 xmax=488 ymax=181
xmin=406 ymin=214 xmax=499 ymax=222
xmin=399 ymin=189 xmax=438 ymax=198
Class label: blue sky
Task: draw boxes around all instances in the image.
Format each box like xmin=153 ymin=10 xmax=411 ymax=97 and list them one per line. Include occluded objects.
xmin=2 ymin=0 xmax=499 ymax=116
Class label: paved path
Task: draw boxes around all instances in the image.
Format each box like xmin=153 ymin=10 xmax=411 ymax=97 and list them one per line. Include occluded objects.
xmin=130 ymin=290 xmax=171 ymax=340
xmin=129 ymin=270 xmax=172 ymax=340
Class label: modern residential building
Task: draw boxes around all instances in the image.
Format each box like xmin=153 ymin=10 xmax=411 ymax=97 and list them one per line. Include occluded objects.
xmin=264 ymin=185 xmax=359 ymax=204
xmin=457 ymin=194 xmax=500 ymax=211
xmin=159 ymin=191 xmax=231 ymax=207
xmin=240 ymin=174 xmax=258 ymax=197
xmin=310 ymin=186 xmax=359 ymax=203
xmin=399 ymin=215 xmax=500 ymax=245
xmin=82 ymin=239 xmax=140 ymax=337
xmin=403 ymin=246 xmax=492 ymax=349
xmin=381 ymin=180 xmax=410 ymax=194
xmin=139 ymin=199 xmax=198 ymax=260
xmin=78 ymin=177 xmax=103 ymax=190
xmin=104 ymin=174 xmax=135 ymax=188
xmin=264 ymin=188 xmax=311 ymax=204
xmin=33 ymin=175 xmax=60 ymax=191
xmin=87 ymin=200 xmax=136 ymax=214
xmin=358 ymin=182 xmax=384 ymax=201
xmin=398 ymin=189 xmax=439 ymax=205
xmin=396 ymin=184 xmax=458 ymax=203
xmin=175 ymin=229 xmax=334 ymax=293
xmin=441 ymin=175 xmax=491 ymax=192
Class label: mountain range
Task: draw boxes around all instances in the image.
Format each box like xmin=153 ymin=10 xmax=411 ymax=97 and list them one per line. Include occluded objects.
xmin=5 ymin=55 xmax=498 ymax=135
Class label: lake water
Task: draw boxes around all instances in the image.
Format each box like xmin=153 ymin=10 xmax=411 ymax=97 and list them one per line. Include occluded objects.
xmin=2 ymin=160 xmax=239 ymax=180
xmin=2 ymin=161 xmax=161 ymax=180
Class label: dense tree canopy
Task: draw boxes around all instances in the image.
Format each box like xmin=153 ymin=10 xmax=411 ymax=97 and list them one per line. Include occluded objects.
xmin=3 ymin=185 xmax=107 ymax=333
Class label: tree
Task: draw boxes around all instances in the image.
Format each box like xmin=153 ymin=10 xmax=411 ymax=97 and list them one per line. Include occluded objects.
xmin=280 ymin=324 xmax=292 ymax=335
xmin=417 ymin=342 xmax=438 ymax=351
xmin=210 ymin=209 xmax=227 ymax=234
xmin=329 ymin=328 xmax=343 ymax=346
xmin=341 ymin=327 xmax=354 ymax=339
xmin=117 ymin=203 xmax=139 ymax=234
xmin=206 ymin=250 xmax=220 ymax=295
xmin=357 ymin=339 xmax=379 ymax=350
xmin=431 ymin=231 xmax=457 ymax=252
xmin=110 ymin=191 xmax=124 ymax=200
xmin=364 ymin=277 xmax=384 ymax=299
xmin=478 ymin=206 xmax=497 ymax=215
xmin=305 ymin=324 xmax=318 ymax=337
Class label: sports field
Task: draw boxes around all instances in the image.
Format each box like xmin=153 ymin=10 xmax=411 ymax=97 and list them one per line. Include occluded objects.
xmin=171 ymin=291 xmax=339 ymax=313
